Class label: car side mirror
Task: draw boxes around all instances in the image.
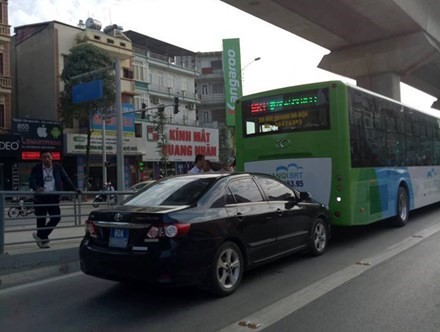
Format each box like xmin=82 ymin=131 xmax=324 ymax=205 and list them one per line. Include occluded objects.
xmin=299 ymin=191 xmax=311 ymax=201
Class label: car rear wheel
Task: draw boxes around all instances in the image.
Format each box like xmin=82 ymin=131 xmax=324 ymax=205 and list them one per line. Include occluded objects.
xmin=309 ymin=218 xmax=328 ymax=256
xmin=209 ymin=241 xmax=244 ymax=297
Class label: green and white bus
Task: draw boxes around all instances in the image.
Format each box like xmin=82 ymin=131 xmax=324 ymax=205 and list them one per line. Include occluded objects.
xmin=235 ymin=81 xmax=440 ymax=226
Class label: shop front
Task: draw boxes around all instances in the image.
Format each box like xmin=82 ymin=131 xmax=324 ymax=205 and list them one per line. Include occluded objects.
xmin=64 ymin=133 xmax=141 ymax=190
xmin=9 ymin=118 xmax=64 ymax=193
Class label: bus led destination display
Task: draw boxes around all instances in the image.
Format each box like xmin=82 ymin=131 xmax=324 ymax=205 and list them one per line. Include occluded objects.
xmin=248 ymin=89 xmax=326 ymax=114
xmin=243 ymin=88 xmax=330 ymax=134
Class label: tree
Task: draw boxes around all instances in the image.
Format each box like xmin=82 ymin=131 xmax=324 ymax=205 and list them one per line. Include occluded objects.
xmin=60 ymin=41 xmax=115 ymax=189
xmin=151 ymin=110 xmax=169 ymax=177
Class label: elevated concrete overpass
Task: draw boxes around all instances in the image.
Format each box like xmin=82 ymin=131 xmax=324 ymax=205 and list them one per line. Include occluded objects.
xmin=222 ymin=0 xmax=440 ymax=109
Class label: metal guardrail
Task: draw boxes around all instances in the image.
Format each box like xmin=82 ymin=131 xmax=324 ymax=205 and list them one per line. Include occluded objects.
xmin=0 ymin=190 xmax=135 ymax=255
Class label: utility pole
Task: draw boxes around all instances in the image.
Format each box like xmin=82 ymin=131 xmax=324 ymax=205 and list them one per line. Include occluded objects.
xmin=115 ymin=57 xmax=125 ymax=193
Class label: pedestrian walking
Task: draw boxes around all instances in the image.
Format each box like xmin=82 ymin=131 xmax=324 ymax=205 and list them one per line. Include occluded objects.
xmin=29 ymin=150 xmax=80 ymax=248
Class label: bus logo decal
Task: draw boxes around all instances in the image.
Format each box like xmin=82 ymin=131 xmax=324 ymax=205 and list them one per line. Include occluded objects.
xmin=276 ymin=138 xmax=291 ymax=148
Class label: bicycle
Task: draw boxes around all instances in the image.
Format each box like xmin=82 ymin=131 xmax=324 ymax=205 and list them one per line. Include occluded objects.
xmin=8 ymin=199 xmax=35 ymax=218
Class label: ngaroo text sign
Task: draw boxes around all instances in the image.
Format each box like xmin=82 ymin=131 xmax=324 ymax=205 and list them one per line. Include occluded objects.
xmin=222 ymin=38 xmax=242 ymax=127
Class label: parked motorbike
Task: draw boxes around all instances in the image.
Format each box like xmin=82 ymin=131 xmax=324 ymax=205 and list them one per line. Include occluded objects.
xmin=8 ymin=199 xmax=35 ymax=218
xmin=92 ymin=193 xmax=116 ymax=208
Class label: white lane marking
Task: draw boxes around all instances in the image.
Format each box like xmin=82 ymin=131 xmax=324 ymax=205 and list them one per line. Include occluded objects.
xmin=0 ymin=272 xmax=83 ymax=296
xmin=218 ymin=222 xmax=440 ymax=331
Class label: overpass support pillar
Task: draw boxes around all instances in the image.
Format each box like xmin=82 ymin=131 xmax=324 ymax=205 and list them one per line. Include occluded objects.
xmin=357 ymin=73 xmax=401 ymax=101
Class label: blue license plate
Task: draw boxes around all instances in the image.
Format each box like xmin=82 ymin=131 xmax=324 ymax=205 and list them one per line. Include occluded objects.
xmin=109 ymin=228 xmax=129 ymax=248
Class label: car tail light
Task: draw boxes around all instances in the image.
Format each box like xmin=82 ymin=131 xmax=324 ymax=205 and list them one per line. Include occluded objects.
xmin=146 ymin=223 xmax=190 ymax=239
xmin=85 ymin=219 xmax=97 ymax=238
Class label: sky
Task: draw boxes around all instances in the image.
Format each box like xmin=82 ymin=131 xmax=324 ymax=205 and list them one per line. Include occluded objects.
xmin=9 ymin=0 xmax=439 ymax=114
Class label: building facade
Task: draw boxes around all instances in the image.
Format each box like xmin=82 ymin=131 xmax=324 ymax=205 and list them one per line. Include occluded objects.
xmin=11 ymin=19 xmax=138 ymax=190
xmin=0 ymin=0 xmax=13 ymax=190
xmin=10 ymin=19 xmax=220 ymax=189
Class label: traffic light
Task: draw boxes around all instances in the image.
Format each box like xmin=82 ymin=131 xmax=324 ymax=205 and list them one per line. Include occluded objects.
xmin=174 ymin=97 xmax=179 ymax=114
xmin=141 ymin=102 xmax=147 ymax=119
xmin=138 ymin=161 xmax=144 ymax=172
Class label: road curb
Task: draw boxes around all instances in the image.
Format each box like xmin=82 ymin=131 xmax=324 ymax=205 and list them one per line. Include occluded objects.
xmin=0 ymin=248 xmax=80 ymax=290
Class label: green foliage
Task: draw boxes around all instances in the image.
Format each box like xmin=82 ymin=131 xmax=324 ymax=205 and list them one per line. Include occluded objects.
xmin=151 ymin=110 xmax=169 ymax=174
xmin=60 ymin=43 xmax=115 ymax=127
xmin=219 ymin=125 xmax=234 ymax=164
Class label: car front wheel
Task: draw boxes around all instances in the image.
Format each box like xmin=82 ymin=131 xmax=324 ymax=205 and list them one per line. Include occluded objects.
xmin=309 ymin=218 xmax=328 ymax=256
xmin=209 ymin=241 xmax=244 ymax=297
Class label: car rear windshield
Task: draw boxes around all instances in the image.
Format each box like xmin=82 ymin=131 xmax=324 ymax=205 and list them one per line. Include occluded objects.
xmin=125 ymin=177 xmax=217 ymax=206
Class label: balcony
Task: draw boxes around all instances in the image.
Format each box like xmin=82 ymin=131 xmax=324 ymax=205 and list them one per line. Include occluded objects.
xmin=0 ymin=24 xmax=11 ymax=43
xmin=0 ymin=76 xmax=12 ymax=92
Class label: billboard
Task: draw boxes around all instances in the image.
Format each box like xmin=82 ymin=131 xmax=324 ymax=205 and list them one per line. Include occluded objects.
xmin=141 ymin=124 xmax=219 ymax=162
xmin=222 ymin=38 xmax=242 ymax=127
xmin=90 ymin=103 xmax=135 ymax=136
xmin=12 ymin=118 xmax=63 ymax=152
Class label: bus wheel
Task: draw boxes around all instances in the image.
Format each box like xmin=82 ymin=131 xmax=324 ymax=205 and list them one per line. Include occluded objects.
xmin=393 ymin=186 xmax=409 ymax=227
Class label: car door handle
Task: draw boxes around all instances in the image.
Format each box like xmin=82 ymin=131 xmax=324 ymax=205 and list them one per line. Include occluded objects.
xmin=276 ymin=208 xmax=284 ymax=217
xmin=235 ymin=213 xmax=245 ymax=222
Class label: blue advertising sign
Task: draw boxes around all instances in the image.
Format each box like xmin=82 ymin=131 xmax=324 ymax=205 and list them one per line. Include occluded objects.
xmin=72 ymin=80 xmax=103 ymax=104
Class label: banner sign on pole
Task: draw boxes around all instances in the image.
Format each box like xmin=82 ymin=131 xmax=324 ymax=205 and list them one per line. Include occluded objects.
xmin=222 ymin=38 xmax=242 ymax=127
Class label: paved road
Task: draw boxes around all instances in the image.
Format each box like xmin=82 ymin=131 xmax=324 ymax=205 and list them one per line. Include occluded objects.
xmin=1 ymin=204 xmax=440 ymax=332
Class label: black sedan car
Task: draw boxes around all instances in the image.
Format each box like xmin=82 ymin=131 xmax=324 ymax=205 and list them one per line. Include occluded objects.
xmin=80 ymin=172 xmax=330 ymax=296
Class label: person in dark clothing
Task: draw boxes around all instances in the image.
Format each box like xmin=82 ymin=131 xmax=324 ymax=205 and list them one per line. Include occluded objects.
xmin=29 ymin=150 xmax=80 ymax=248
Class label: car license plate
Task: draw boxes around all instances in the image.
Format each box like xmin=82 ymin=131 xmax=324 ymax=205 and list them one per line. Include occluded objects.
xmin=109 ymin=228 xmax=129 ymax=248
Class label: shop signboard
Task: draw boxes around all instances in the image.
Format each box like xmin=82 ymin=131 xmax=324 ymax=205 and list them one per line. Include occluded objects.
xmin=141 ymin=124 xmax=219 ymax=162
xmin=0 ymin=134 xmax=21 ymax=157
xmin=65 ymin=133 xmax=138 ymax=155
xmin=12 ymin=118 xmax=63 ymax=151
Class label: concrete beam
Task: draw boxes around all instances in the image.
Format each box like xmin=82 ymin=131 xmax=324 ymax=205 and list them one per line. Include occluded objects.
xmin=319 ymin=32 xmax=439 ymax=78
xmin=357 ymin=73 xmax=401 ymax=101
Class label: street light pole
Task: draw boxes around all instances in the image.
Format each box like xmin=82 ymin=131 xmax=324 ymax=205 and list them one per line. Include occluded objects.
xmin=241 ymin=57 xmax=261 ymax=72
xmin=101 ymin=117 xmax=107 ymax=186
xmin=115 ymin=57 xmax=125 ymax=193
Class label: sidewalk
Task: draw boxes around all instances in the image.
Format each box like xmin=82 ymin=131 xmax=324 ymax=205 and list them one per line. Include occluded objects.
xmin=0 ymin=213 xmax=86 ymax=290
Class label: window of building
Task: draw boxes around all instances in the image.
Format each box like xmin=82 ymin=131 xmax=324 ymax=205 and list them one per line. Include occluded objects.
xmin=0 ymin=105 xmax=5 ymax=127
xmin=211 ymin=60 xmax=222 ymax=69
xmin=0 ymin=53 xmax=4 ymax=76
xmin=133 ymin=59 xmax=147 ymax=82
xmin=203 ymin=112 xmax=209 ymax=123
xmin=202 ymin=85 xmax=208 ymax=95
xmin=134 ymin=96 xmax=148 ymax=111
xmin=213 ymin=84 xmax=223 ymax=94
xmin=135 ymin=123 xmax=142 ymax=138
xmin=123 ymin=68 xmax=133 ymax=79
